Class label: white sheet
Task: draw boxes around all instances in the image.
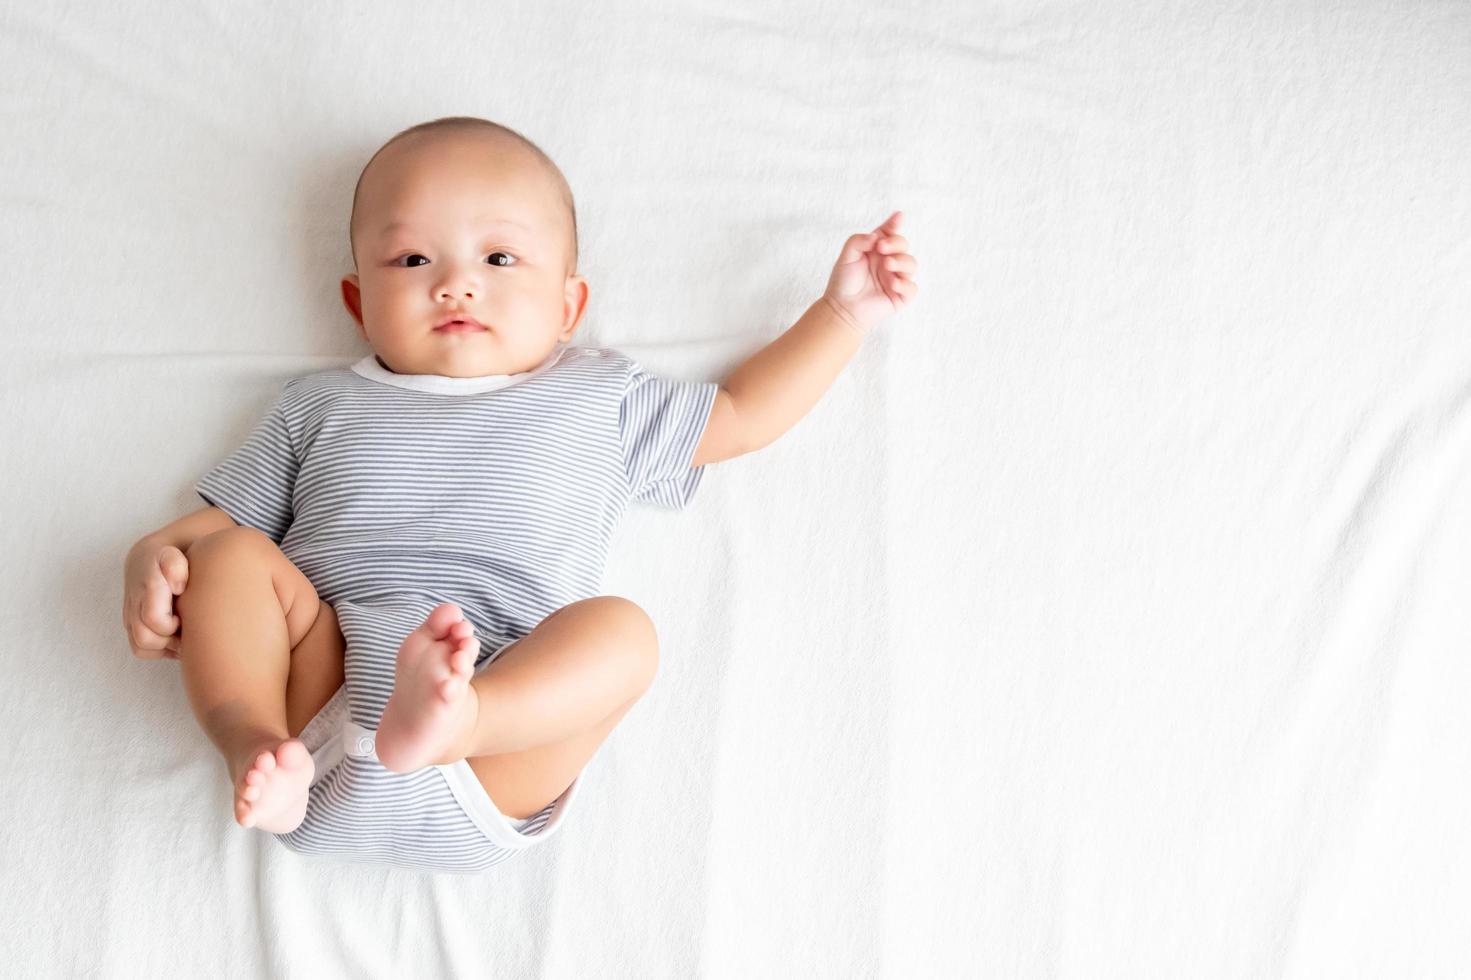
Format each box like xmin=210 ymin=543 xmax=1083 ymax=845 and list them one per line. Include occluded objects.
xmin=4 ymin=0 xmax=1470 ymax=976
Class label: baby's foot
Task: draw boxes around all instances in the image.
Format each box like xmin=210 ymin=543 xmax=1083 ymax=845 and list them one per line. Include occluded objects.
xmin=375 ymin=602 xmax=481 ymax=773
xmin=232 ymin=739 xmax=313 ymax=834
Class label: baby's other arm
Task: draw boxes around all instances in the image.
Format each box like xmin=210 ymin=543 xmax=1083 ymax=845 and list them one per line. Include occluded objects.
xmin=692 ymin=211 xmax=917 ymax=465
xmin=133 ymin=504 xmax=238 ymax=555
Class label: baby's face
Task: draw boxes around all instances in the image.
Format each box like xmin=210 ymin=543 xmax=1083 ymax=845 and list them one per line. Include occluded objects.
xmin=342 ymin=133 xmax=587 ymax=378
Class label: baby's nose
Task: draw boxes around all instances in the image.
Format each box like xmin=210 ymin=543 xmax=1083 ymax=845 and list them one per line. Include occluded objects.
xmin=434 ymin=266 xmax=481 ymax=300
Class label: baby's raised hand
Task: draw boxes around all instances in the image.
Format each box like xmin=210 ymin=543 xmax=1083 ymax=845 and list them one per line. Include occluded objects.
xmin=123 ymin=541 xmax=190 ymax=660
xmin=822 ymin=210 xmax=919 ymax=336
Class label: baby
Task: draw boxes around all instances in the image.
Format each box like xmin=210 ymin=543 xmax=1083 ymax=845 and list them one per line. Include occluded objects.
xmin=121 ymin=115 xmax=918 ymax=873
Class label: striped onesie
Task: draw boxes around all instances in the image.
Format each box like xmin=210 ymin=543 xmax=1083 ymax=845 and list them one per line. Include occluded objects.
xmin=194 ymin=342 xmax=719 ymax=873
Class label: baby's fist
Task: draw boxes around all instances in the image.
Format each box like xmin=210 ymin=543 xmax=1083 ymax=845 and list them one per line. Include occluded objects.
xmin=123 ymin=542 xmax=189 ymax=660
xmin=822 ymin=210 xmax=919 ymax=336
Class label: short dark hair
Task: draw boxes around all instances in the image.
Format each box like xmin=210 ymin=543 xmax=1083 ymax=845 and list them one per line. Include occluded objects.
xmin=348 ymin=116 xmax=578 ymax=274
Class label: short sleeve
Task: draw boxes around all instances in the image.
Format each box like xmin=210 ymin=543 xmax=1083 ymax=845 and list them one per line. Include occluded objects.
xmin=194 ymin=383 xmax=300 ymax=544
xmin=619 ymin=358 xmax=721 ymax=510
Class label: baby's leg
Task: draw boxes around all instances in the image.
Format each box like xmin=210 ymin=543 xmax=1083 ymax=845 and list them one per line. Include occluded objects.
xmin=374 ymin=597 xmax=657 ymax=818
xmin=175 ymin=527 xmax=344 ymax=833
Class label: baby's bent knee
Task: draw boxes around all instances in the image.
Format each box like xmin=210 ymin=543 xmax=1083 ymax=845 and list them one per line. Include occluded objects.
xmin=582 ymin=596 xmax=659 ymax=686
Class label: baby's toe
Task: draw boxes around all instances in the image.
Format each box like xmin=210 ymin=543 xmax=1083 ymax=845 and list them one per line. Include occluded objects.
xmin=424 ymin=603 xmax=464 ymax=638
xmin=277 ymin=739 xmax=308 ymax=768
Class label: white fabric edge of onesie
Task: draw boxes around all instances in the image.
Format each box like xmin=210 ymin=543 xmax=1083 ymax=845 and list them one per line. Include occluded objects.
xmin=438 ymin=760 xmax=583 ymax=849
xmin=349 ymin=342 xmax=569 ymax=395
xmin=298 ymin=686 xmax=348 ymax=789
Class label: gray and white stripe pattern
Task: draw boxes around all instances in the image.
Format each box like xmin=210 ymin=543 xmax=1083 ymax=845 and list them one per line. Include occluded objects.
xmin=194 ymin=343 xmax=719 ymax=873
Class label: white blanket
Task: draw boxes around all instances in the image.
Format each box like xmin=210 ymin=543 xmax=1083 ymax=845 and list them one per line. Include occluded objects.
xmin=4 ymin=0 xmax=1469 ymax=975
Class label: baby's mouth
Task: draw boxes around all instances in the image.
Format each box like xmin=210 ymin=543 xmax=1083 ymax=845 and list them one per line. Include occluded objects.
xmin=434 ymin=317 xmax=488 ymax=333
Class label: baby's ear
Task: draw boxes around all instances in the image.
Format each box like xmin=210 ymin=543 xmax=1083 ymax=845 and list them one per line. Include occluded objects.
xmin=561 ymin=274 xmax=589 ymax=337
xmin=340 ymin=274 xmax=365 ymax=328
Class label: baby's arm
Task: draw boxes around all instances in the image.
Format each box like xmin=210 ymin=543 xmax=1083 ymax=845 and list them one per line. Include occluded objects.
xmin=135 ymin=504 xmax=238 ymax=554
xmin=692 ymin=211 xmax=918 ymax=465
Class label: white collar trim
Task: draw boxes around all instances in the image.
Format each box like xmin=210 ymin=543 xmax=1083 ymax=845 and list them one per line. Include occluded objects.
xmin=350 ymin=343 xmax=568 ymax=395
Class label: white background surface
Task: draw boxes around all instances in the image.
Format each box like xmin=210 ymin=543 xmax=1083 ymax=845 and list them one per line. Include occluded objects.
xmin=3 ymin=1 xmax=1469 ymax=976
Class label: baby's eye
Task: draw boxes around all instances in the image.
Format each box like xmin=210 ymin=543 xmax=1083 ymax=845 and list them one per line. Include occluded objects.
xmin=486 ymin=251 xmax=516 ymax=267
xmin=395 ymin=254 xmax=429 ymax=268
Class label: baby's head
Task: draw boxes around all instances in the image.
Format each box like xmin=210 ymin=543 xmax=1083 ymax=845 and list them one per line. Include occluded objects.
xmin=342 ymin=117 xmax=587 ymax=378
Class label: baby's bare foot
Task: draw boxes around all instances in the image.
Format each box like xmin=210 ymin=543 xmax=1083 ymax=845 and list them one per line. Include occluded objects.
xmin=232 ymin=739 xmax=313 ymax=834
xmin=375 ymin=602 xmax=481 ymax=773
